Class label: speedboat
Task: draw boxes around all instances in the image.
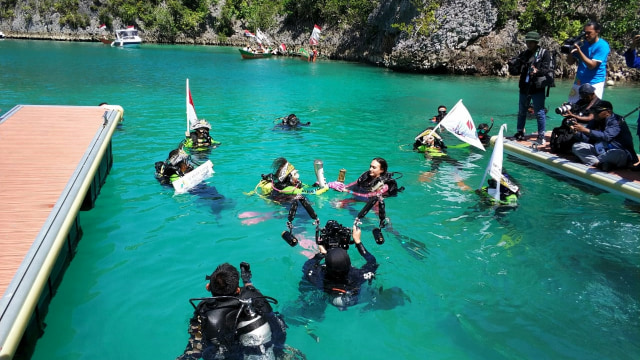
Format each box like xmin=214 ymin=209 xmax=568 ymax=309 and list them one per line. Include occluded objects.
xmin=0 ymin=31 xmax=5 ymax=39
xmin=111 ymin=27 xmax=142 ymax=47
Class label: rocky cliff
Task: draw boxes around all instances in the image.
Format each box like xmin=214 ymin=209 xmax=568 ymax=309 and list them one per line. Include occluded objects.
xmin=1 ymin=0 xmax=637 ymax=81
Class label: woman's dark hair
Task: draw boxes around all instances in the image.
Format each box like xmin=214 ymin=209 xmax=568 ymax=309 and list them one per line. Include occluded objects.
xmin=372 ymin=157 xmax=388 ymax=174
xmin=208 ymin=263 xmax=240 ymax=296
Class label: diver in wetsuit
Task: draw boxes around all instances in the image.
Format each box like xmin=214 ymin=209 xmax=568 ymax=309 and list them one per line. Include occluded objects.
xmin=328 ymin=157 xmax=402 ymax=199
xmin=252 ymin=158 xmax=328 ymax=200
xmin=155 ymin=148 xmax=195 ymax=185
xmin=299 ymin=223 xmax=378 ymax=310
xmin=176 ymin=263 xmax=288 ymax=360
xmin=476 ymin=172 xmax=520 ymax=207
xmin=183 ymin=119 xmax=221 ymax=150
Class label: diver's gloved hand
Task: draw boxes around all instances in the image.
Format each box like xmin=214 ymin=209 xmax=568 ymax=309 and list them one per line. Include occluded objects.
xmin=240 ymin=262 xmax=252 ymax=285
xmin=328 ymin=181 xmax=346 ymax=192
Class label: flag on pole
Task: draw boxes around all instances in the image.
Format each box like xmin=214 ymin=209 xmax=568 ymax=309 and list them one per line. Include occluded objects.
xmin=99 ymin=24 xmax=106 ymax=30
xmin=478 ymin=124 xmax=519 ymax=203
xmin=309 ymin=24 xmax=321 ymax=45
xmin=487 ymin=124 xmax=506 ymax=201
xmin=256 ymin=29 xmax=271 ymax=46
xmin=279 ymin=43 xmax=287 ymax=53
xmin=243 ymin=30 xmax=255 ymax=37
xmin=436 ymin=99 xmax=485 ymax=151
xmin=127 ymin=25 xmax=135 ymax=29
xmin=186 ymin=79 xmax=198 ymax=131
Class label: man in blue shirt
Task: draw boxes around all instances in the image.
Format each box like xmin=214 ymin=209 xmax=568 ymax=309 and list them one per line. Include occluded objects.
xmin=566 ymin=21 xmax=610 ymax=103
xmin=624 ymin=33 xmax=640 ymax=69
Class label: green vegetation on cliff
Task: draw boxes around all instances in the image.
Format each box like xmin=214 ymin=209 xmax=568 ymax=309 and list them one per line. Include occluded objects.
xmin=1 ymin=0 xmax=638 ymax=49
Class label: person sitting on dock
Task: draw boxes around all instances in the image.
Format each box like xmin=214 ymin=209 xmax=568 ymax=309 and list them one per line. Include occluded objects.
xmin=571 ymin=100 xmax=638 ymax=171
xmin=561 ymin=83 xmax=602 ymax=124
xmin=183 ymin=120 xmax=220 ymax=150
xmin=155 ymin=148 xmax=195 ymax=185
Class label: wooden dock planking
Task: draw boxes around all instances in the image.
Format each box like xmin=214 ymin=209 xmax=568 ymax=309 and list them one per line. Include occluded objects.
xmin=0 ymin=105 xmax=110 ymax=299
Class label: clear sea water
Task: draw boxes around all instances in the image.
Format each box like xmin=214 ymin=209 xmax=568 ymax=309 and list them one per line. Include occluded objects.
xmin=1 ymin=39 xmax=639 ymax=360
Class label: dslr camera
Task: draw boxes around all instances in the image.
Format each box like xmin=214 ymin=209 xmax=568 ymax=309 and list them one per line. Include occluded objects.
xmin=555 ymin=103 xmax=575 ymax=115
xmin=318 ymin=220 xmax=353 ymax=250
xmin=560 ymin=31 xmax=586 ymax=54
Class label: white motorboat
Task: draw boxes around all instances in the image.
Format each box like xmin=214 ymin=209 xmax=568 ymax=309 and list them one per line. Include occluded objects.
xmin=111 ymin=27 xmax=142 ymax=47
xmin=0 ymin=31 xmax=5 ymax=39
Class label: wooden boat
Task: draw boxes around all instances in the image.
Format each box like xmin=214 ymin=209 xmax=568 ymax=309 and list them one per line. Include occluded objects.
xmin=239 ymin=48 xmax=273 ymax=59
xmin=496 ymin=133 xmax=640 ymax=203
xmin=99 ymin=35 xmax=113 ymax=45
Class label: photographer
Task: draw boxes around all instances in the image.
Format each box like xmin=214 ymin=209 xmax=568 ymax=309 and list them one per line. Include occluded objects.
xmin=301 ymin=223 xmax=378 ymax=310
xmin=561 ymin=83 xmax=602 ymax=124
xmin=509 ymin=31 xmax=553 ymax=145
xmin=571 ymin=101 xmax=638 ymax=171
xmin=565 ymin=21 xmax=610 ymax=103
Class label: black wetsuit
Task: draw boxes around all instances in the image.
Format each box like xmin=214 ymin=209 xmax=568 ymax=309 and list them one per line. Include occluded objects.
xmin=301 ymin=243 xmax=378 ymax=310
xmin=176 ymin=286 xmax=286 ymax=360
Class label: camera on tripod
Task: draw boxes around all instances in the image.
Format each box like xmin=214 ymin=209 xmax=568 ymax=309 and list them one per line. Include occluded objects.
xmin=560 ymin=31 xmax=586 ymax=54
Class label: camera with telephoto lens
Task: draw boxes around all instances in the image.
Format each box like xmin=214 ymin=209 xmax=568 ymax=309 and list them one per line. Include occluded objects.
xmin=555 ymin=103 xmax=575 ymax=115
xmin=560 ymin=31 xmax=586 ymax=54
xmin=318 ymin=220 xmax=353 ymax=250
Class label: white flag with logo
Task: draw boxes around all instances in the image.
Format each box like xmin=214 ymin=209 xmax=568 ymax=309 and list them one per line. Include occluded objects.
xmin=437 ymin=99 xmax=485 ymax=151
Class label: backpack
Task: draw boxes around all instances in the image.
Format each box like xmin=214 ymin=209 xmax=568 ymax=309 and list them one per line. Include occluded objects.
xmin=537 ymin=48 xmax=557 ymax=96
xmin=549 ymin=122 xmax=576 ymax=154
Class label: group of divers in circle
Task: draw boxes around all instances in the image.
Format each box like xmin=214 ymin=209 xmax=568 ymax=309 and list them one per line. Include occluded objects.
xmin=152 ymin=111 xmax=517 ymax=360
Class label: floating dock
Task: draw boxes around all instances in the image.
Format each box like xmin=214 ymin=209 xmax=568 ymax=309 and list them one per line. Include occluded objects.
xmin=499 ymin=134 xmax=640 ymax=203
xmin=0 ymin=104 xmax=123 ymax=359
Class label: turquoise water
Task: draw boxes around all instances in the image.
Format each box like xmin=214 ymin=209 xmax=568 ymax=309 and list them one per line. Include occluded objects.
xmin=1 ymin=39 xmax=639 ymax=360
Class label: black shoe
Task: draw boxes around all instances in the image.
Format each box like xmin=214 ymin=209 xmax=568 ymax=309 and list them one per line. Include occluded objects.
xmin=513 ymin=131 xmax=525 ymax=141
xmin=631 ymin=164 xmax=640 ymax=172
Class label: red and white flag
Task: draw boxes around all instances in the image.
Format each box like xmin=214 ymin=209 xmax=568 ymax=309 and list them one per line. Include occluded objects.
xmin=436 ymin=99 xmax=485 ymax=151
xmin=186 ymin=79 xmax=198 ymax=130
xmin=127 ymin=25 xmax=135 ymax=29
xmin=279 ymin=43 xmax=287 ymax=53
xmin=243 ymin=30 xmax=255 ymax=37
xmin=309 ymin=24 xmax=321 ymax=45
xmin=99 ymin=24 xmax=106 ymax=30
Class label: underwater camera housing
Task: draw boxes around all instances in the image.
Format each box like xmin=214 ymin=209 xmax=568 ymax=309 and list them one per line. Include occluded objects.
xmin=560 ymin=31 xmax=585 ymax=54
xmin=318 ymin=220 xmax=353 ymax=250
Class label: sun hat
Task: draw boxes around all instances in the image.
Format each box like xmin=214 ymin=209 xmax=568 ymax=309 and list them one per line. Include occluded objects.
xmin=524 ymin=31 xmax=540 ymax=42
xmin=579 ymin=83 xmax=596 ymax=96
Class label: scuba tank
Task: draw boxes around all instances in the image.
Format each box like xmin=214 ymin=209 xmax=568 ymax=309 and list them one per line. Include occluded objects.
xmin=337 ymin=168 xmax=346 ymax=183
xmin=313 ymin=159 xmax=327 ymax=188
xmin=236 ymin=299 xmax=275 ymax=360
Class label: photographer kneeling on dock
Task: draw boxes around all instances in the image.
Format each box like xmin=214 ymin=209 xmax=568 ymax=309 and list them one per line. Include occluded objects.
xmin=570 ymin=101 xmax=638 ymax=172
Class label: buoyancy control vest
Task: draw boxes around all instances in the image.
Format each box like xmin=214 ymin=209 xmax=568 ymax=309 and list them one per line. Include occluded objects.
xmin=355 ymin=171 xmax=403 ymax=197
xmin=197 ymin=297 xmax=275 ymax=360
